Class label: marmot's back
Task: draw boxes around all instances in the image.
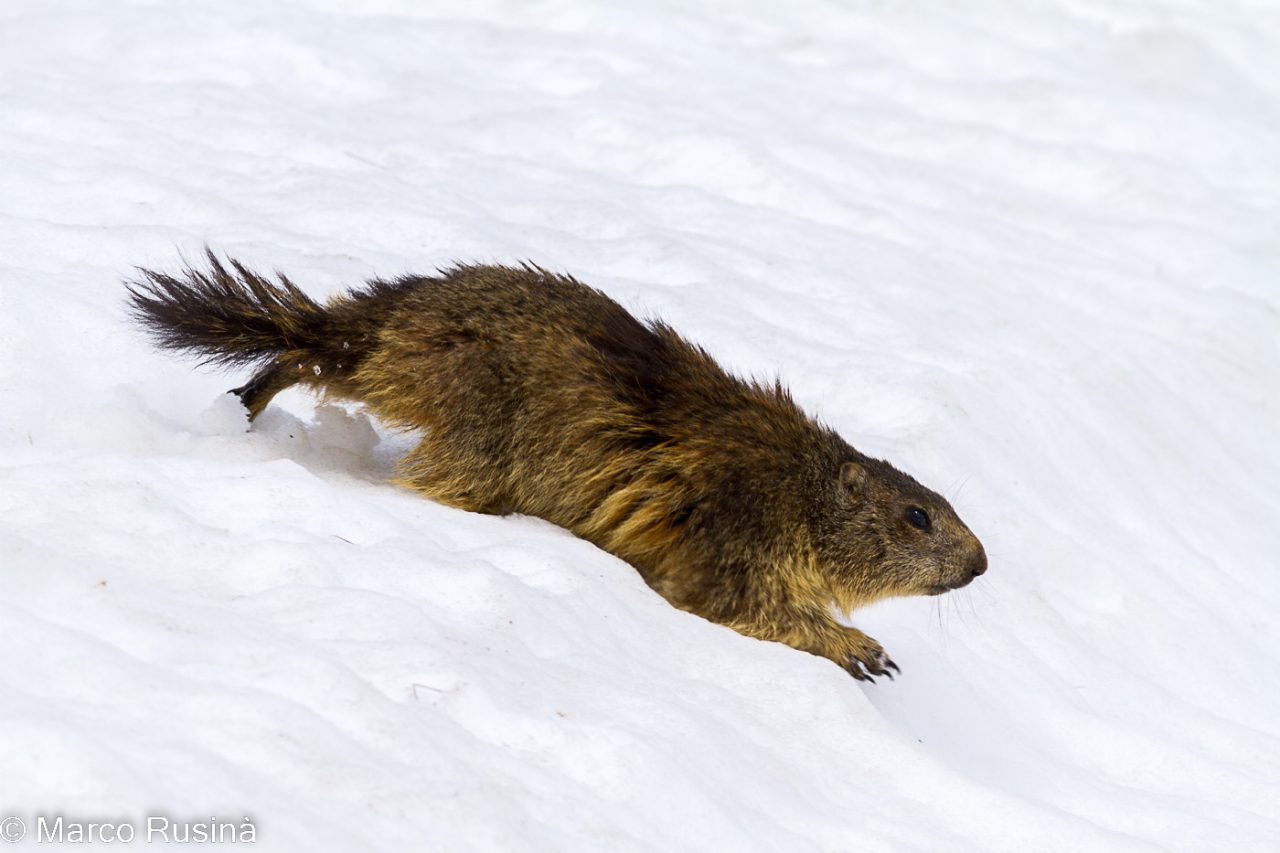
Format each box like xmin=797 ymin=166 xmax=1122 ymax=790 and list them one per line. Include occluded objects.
xmin=129 ymin=254 xmax=986 ymax=683
xmin=350 ymin=265 xmax=747 ymax=527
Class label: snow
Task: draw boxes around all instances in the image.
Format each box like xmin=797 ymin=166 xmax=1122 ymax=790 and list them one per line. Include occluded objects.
xmin=2 ymin=0 xmax=1278 ymax=850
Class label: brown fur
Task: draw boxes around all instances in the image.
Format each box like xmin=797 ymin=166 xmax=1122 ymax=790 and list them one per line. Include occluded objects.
xmin=128 ymin=253 xmax=987 ymax=681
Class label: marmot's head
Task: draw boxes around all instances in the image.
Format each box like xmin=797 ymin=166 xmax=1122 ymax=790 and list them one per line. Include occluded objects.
xmin=816 ymin=455 xmax=986 ymax=609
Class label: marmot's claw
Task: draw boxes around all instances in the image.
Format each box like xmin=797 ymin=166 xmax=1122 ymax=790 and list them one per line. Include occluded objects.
xmin=843 ymin=658 xmax=873 ymax=681
xmin=845 ymin=647 xmax=898 ymax=682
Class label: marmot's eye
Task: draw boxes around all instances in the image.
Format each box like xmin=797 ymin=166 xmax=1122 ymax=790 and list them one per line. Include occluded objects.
xmin=906 ymin=507 xmax=931 ymax=531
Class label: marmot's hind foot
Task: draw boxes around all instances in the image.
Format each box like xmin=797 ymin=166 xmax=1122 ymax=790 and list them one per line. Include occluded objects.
xmin=231 ymin=362 xmax=290 ymax=421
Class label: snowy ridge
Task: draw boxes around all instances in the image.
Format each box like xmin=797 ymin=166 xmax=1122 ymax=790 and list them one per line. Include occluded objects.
xmin=1 ymin=1 xmax=1278 ymax=851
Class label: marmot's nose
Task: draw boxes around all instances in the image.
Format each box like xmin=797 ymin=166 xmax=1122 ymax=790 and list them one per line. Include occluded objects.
xmin=970 ymin=548 xmax=988 ymax=577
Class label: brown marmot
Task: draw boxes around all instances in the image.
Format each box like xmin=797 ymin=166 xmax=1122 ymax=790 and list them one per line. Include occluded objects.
xmin=127 ymin=253 xmax=987 ymax=681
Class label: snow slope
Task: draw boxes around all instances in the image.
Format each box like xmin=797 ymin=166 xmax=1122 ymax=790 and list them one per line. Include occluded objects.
xmin=2 ymin=0 xmax=1278 ymax=850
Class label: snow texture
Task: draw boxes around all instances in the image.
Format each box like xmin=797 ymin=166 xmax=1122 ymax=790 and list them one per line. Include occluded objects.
xmin=2 ymin=1 xmax=1278 ymax=851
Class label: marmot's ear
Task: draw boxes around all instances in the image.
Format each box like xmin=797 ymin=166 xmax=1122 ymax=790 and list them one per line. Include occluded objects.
xmin=840 ymin=461 xmax=868 ymax=493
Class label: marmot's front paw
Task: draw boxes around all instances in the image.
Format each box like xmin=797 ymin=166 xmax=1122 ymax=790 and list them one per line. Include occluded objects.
xmin=842 ymin=639 xmax=899 ymax=682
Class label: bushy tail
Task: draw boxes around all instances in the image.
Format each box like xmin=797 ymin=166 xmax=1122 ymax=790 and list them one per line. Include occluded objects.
xmin=126 ymin=250 xmax=329 ymax=370
xmin=126 ymin=251 xmax=372 ymax=418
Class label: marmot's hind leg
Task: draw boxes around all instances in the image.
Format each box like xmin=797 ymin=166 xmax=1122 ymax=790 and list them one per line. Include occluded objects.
xmin=396 ymin=435 xmax=513 ymax=516
xmin=231 ymin=361 xmax=293 ymax=421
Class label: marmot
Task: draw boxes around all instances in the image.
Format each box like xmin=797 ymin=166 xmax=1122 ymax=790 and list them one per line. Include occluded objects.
xmin=128 ymin=253 xmax=986 ymax=681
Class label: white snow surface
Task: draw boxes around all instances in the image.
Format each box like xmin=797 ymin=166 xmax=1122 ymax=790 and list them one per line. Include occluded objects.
xmin=2 ymin=1 xmax=1279 ymax=850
